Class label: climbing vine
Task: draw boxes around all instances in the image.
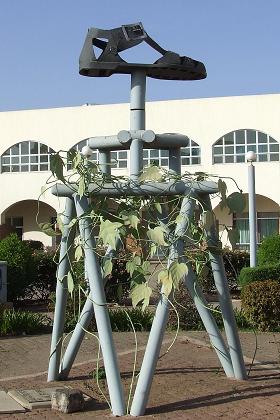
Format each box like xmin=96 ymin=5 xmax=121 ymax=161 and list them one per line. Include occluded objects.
xmin=39 ymin=150 xmax=246 ymax=310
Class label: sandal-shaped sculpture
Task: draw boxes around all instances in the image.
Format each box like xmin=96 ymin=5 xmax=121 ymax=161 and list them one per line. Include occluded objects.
xmin=79 ymin=22 xmax=206 ymax=80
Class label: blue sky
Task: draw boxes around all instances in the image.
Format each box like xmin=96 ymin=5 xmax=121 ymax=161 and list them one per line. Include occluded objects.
xmin=1 ymin=0 xmax=280 ymax=111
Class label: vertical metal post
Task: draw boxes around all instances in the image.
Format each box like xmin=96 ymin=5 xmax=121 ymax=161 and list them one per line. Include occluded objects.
xmin=200 ymin=194 xmax=247 ymax=380
xmin=248 ymin=162 xmax=257 ymax=267
xmin=48 ymin=197 xmax=76 ymax=381
xmin=129 ymin=71 xmax=146 ymax=182
xmin=74 ymin=195 xmax=125 ymax=416
xmin=130 ymin=194 xmax=194 ymax=416
xmin=99 ymin=149 xmax=111 ymax=178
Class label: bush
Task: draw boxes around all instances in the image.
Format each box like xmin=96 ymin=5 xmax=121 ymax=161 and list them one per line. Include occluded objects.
xmin=0 ymin=307 xmax=51 ymax=336
xmin=238 ymin=263 xmax=280 ymax=288
xmin=105 ymin=258 xmax=130 ymax=304
xmin=25 ymin=250 xmax=57 ymax=300
xmin=63 ymin=301 xmax=153 ymax=333
xmin=167 ymin=284 xmax=205 ymax=330
xmin=241 ymin=280 xmax=280 ymax=331
xmin=257 ymin=234 xmax=280 ymax=266
xmin=196 ymin=249 xmax=249 ymax=293
xmin=23 ymin=240 xmax=44 ymax=252
xmin=0 ymin=234 xmax=35 ymax=301
xmin=109 ymin=307 xmax=154 ymax=332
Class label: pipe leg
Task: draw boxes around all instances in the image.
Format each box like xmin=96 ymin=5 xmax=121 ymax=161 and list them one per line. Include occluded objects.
xmin=59 ymin=246 xmax=116 ymax=379
xmin=48 ymin=197 xmax=76 ymax=381
xmin=59 ymin=296 xmax=94 ymax=379
xmin=74 ymin=194 xmax=125 ymax=416
xmin=200 ymin=194 xmax=247 ymax=380
xmin=130 ymin=195 xmax=194 ymax=416
xmin=183 ymin=265 xmax=234 ymax=377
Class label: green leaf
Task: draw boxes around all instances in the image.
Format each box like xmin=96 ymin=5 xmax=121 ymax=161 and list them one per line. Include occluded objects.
xmin=158 ymin=270 xmax=172 ymax=297
xmin=202 ymin=210 xmax=215 ymax=231
xmin=121 ymin=211 xmax=140 ymax=230
xmin=147 ymin=226 xmax=168 ymax=246
xmin=142 ymin=260 xmax=150 ymax=274
xmin=38 ymin=222 xmax=59 ymax=237
xmin=56 ymin=214 xmax=65 ymax=234
xmin=71 ymin=151 xmax=82 ymax=169
xmin=227 ymin=228 xmax=240 ymax=248
xmin=154 ymin=202 xmax=162 ymax=214
xmin=126 ymin=255 xmax=141 ymax=277
xmin=74 ymin=244 xmax=83 ymax=261
xmin=102 ymin=259 xmax=113 ymax=277
xmin=226 ymin=192 xmax=246 ymax=214
xmin=139 ymin=165 xmax=163 ymax=182
xmin=67 ymin=271 xmax=74 ymax=297
xmin=169 ymin=261 xmax=188 ymax=288
xmin=130 ymin=282 xmax=152 ymax=311
xmin=99 ymin=219 xmax=123 ymax=250
xmin=78 ymin=176 xmax=86 ymax=198
xmin=50 ymin=153 xmax=65 ymax=182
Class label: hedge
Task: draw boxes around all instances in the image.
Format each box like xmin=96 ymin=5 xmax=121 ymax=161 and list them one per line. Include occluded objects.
xmin=257 ymin=234 xmax=280 ymax=266
xmin=241 ymin=280 xmax=280 ymax=331
xmin=238 ymin=263 xmax=280 ymax=288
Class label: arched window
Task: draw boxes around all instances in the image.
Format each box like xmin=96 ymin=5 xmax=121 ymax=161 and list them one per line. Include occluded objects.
xmin=69 ymin=139 xmax=128 ymax=169
xmin=213 ymin=129 xmax=279 ymax=164
xmin=143 ymin=138 xmax=201 ymax=167
xmin=1 ymin=141 xmax=55 ymax=173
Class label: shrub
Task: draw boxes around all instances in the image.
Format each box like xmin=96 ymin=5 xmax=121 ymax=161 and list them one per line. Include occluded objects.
xmin=63 ymin=301 xmax=153 ymax=333
xmin=23 ymin=240 xmax=44 ymax=252
xmin=257 ymin=234 xmax=280 ymax=266
xmin=238 ymin=263 xmax=280 ymax=288
xmin=109 ymin=307 xmax=154 ymax=332
xmin=0 ymin=308 xmax=51 ymax=336
xmin=0 ymin=234 xmax=35 ymax=301
xmin=25 ymin=250 xmax=57 ymax=300
xmin=241 ymin=280 xmax=280 ymax=331
xmin=167 ymin=284 xmax=205 ymax=330
xmin=196 ymin=249 xmax=249 ymax=293
xmin=105 ymin=258 xmax=130 ymax=304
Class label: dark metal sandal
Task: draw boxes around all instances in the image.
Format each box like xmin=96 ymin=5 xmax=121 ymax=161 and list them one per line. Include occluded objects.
xmin=79 ymin=22 xmax=206 ymax=80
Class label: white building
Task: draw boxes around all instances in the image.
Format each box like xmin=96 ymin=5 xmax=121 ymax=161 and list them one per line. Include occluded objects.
xmin=0 ymin=93 xmax=279 ymax=248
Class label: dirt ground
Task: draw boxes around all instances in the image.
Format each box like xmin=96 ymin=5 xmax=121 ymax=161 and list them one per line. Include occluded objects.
xmin=1 ymin=331 xmax=280 ymax=419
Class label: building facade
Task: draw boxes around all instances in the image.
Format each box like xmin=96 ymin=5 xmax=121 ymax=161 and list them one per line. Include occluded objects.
xmin=1 ymin=93 xmax=279 ymax=248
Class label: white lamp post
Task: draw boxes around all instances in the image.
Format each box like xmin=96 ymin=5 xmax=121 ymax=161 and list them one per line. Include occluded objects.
xmin=246 ymin=151 xmax=257 ymax=267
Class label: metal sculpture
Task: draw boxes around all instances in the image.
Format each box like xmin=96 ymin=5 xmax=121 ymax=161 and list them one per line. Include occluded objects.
xmin=48 ymin=23 xmax=247 ymax=417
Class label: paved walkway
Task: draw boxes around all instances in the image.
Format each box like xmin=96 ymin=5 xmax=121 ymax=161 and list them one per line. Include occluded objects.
xmin=1 ymin=331 xmax=280 ymax=418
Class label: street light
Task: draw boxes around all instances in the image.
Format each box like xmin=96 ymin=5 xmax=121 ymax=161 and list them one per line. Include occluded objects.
xmin=246 ymin=150 xmax=257 ymax=267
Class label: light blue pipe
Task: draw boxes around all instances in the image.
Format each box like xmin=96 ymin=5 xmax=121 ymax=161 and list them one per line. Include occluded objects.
xmin=74 ymin=194 xmax=126 ymax=416
xmin=129 ymin=71 xmax=146 ymax=182
xmin=200 ymin=194 xmax=247 ymax=380
xmin=48 ymin=197 xmax=76 ymax=381
xmin=59 ymin=245 xmax=116 ymax=379
xmin=130 ymin=195 xmax=195 ymax=416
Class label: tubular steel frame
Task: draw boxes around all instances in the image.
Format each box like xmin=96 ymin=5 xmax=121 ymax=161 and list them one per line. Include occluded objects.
xmin=48 ymin=71 xmax=247 ymax=417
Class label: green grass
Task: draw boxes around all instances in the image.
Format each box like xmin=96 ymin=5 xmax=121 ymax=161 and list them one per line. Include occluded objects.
xmin=0 ymin=308 xmax=51 ymax=336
